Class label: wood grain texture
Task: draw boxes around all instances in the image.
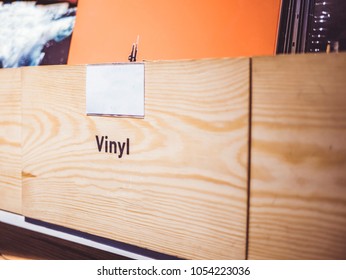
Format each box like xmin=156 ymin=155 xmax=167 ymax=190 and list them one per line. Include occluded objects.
xmin=0 ymin=222 xmax=129 ymax=260
xmin=0 ymin=68 xmax=22 ymax=214
xmin=22 ymin=58 xmax=250 ymax=259
xmin=249 ymin=53 xmax=346 ymax=259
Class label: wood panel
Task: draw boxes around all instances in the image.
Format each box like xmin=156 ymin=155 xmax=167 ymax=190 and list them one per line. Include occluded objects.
xmin=0 ymin=222 xmax=129 ymax=260
xmin=0 ymin=68 xmax=22 ymax=214
xmin=22 ymin=58 xmax=250 ymax=259
xmin=249 ymin=53 xmax=346 ymax=259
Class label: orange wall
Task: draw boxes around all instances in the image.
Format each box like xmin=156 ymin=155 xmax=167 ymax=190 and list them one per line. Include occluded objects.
xmin=68 ymin=0 xmax=281 ymax=64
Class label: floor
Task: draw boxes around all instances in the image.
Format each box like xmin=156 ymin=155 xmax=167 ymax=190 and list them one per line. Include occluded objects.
xmin=0 ymin=222 xmax=129 ymax=260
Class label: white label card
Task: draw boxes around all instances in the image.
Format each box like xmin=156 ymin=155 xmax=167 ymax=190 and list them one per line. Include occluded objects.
xmin=86 ymin=63 xmax=144 ymax=117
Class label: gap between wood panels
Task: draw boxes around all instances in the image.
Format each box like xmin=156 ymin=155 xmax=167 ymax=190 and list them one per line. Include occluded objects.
xmin=245 ymin=58 xmax=253 ymax=260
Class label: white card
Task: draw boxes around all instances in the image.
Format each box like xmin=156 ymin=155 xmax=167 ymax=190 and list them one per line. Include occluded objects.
xmin=86 ymin=63 xmax=144 ymax=117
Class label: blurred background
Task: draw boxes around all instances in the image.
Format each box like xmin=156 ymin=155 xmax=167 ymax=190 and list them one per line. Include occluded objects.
xmin=1 ymin=0 xmax=345 ymax=67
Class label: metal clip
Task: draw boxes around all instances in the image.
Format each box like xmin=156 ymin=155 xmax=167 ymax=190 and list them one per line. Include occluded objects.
xmin=128 ymin=35 xmax=139 ymax=62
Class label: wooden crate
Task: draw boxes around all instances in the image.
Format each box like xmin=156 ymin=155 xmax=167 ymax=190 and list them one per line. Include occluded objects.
xmin=0 ymin=68 xmax=22 ymax=214
xmin=249 ymin=53 xmax=346 ymax=259
xmin=21 ymin=58 xmax=250 ymax=259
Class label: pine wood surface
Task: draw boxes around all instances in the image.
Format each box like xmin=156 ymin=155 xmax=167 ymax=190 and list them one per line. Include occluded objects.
xmin=249 ymin=54 xmax=346 ymax=259
xmin=0 ymin=222 xmax=129 ymax=260
xmin=21 ymin=58 xmax=250 ymax=259
xmin=0 ymin=68 xmax=22 ymax=214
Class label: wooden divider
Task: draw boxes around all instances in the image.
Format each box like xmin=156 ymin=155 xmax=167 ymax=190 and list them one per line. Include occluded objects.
xmin=3 ymin=54 xmax=344 ymax=259
xmin=21 ymin=58 xmax=250 ymax=259
xmin=0 ymin=68 xmax=22 ymax=214
xmin=249 ymin=54 xmax=346 ymax=259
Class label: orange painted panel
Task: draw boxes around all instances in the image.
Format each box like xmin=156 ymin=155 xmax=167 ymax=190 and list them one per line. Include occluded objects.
xmin=68 ymin=0 xmax=281 ymax=64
